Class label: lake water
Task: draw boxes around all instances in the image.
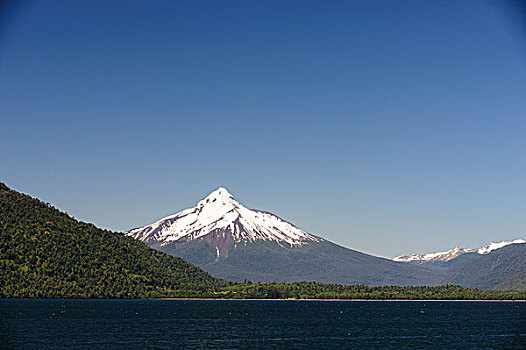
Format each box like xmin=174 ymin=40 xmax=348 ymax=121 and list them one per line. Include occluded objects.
xmin=1 ymin=299 xmax=525 ymax=349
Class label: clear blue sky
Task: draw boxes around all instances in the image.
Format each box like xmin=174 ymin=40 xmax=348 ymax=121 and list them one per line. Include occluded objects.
xmin=1 ymin=0 xmax=525 ymax=258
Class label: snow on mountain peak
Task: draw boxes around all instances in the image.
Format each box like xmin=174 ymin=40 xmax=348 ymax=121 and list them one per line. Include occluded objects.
xmin=202 ymin=187 xmax=233 ymax=202
xmin=476 ymin=239 xmax=526 ymax=254
xmin=393 ymin=238 xmax=525 ymax=263
xmin=126 ymin=187 xmax=322 ymax=249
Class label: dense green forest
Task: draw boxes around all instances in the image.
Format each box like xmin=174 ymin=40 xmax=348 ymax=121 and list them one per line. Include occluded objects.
xmin=0 ymin=183 xmax=226 ymax=298
xmin=1 ymin=182 xmax=525 ymax=300
xmin=221 ymin=282 xmax=526 ymax=300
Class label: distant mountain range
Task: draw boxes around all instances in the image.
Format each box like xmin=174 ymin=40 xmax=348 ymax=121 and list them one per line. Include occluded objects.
xmin=393 ymin=239 xmax=525 ymax=263
xmin=127 ymin=188 xmax=526 ymax=290
xmin=446 ymin=243 xmax=526 ymax=291
xmin=394 ymin=239 xmax=526 ymax=290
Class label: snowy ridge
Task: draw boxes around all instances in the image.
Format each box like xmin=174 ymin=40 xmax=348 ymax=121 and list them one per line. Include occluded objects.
xmin=126 ymin=187 xmax=322 ymax=248
xmin=393 ymin=239 xmax=526 ymax=263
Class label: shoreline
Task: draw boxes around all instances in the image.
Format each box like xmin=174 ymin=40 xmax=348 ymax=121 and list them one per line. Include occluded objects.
xmin=153 ymin=298 xmax=526 ymax=302
xmin=1 ymin=298 xmax=524 ymax=301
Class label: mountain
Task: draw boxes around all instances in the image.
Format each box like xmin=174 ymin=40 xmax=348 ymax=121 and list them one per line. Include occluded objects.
xmin=127 ymin=188 xmax=447 ymax=286
xmin=445 ymin=243 xmax=526 ymax=290
xmin=393 ymin=239 xmax=526 ymax=263
xmin=0 ymin=183 xmax=224 ymax=298
xmin=393 ymin=239 xmax=526 ymax=290
xmin=127 ymin=187 xmax=322 ymax=257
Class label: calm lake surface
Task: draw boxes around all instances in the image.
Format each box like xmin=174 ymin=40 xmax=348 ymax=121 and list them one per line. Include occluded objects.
xmin=1 ymin=299 xmax=525 ymax=349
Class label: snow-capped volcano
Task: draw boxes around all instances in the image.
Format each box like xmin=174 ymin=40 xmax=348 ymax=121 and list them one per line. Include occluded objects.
xmin=126 ymin=187 xmax=322 ymax=255
xmin=393 ymin=239 xmax=526 ymax=263
xmin=124 ymin=188 xmax=526 ymax=289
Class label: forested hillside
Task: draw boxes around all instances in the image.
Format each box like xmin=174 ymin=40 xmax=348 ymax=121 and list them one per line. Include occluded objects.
xmin=0 ymin=183 xmax=225 ymax=298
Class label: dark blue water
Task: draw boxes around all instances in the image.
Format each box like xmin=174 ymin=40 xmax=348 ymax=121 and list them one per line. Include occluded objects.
xmin=1 ymin=299 xmax=525 ymax=349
